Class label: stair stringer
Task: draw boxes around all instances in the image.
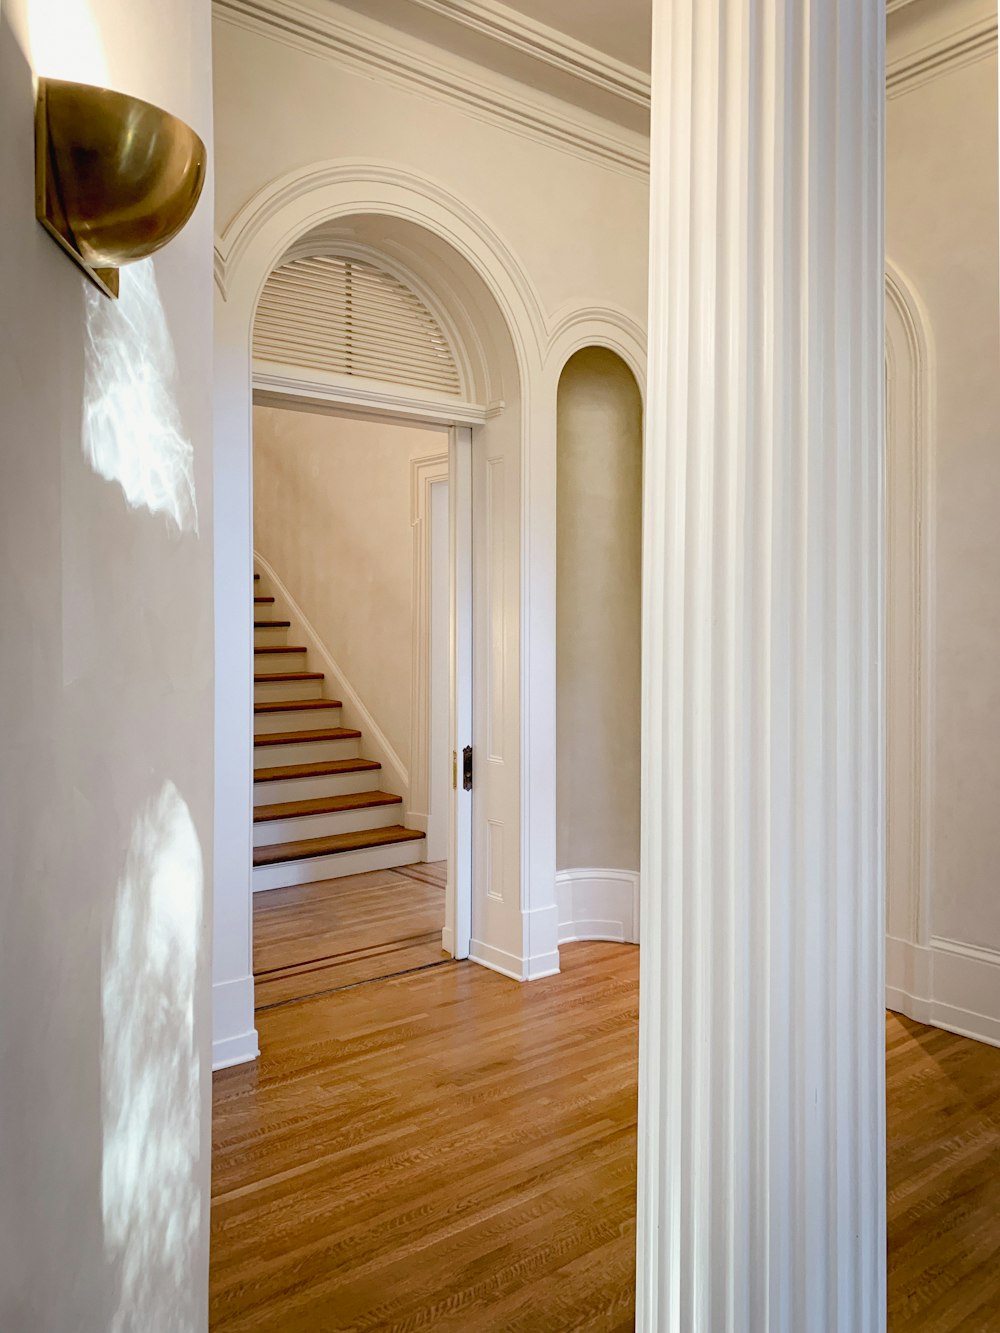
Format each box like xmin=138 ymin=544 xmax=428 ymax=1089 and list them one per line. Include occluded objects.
xmin=253 ymin=550 xmax=412 ymax=813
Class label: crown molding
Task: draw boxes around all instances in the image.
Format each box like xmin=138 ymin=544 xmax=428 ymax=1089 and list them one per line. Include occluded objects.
xmin=887 ymin=13 xmax=998 ymax=98
xmin=404 ymin=0 xmax=649 ymax=108
xmin=213 ymin=0 xmax=649 ymax=179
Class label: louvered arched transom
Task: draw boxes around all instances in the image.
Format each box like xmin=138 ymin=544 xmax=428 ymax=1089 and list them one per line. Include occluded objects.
xmin=253 ymin=255 xmax=462 ymax=396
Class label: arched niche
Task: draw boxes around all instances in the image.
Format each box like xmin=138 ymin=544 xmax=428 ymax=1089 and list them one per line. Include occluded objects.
xmin=556 ymin=346 xmax=643 ymax=946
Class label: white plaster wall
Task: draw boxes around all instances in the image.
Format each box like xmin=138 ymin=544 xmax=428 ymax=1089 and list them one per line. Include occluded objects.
xmin=253 ymin=405 xmax=448 ymax=773
xmin=0 ymin=0 xmax=214 ymax=1327
xmin=886 ymin=3 xmax=1000 ymax=1040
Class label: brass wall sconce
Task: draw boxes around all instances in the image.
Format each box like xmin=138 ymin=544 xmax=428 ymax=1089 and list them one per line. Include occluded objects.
xmin=35 ymin=78 xmax=207 ymax=299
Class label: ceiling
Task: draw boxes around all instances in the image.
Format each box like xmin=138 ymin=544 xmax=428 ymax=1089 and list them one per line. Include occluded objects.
xmin=503 ymin=0 xmax=652 ymax=73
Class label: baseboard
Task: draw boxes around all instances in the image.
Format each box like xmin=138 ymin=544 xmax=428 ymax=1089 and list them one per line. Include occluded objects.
xmin=886 ymin=934 xmax=1000 ymax=1049
xmin=212 ymin=974 xmax=259 ymax=1070
xmin=557 ymin=867 xmax=640 ymax=945
xmin=253 ymin=551 xmax=409 ymax=801
xmin=213 ymin=1029 xmax=260 ymax=1070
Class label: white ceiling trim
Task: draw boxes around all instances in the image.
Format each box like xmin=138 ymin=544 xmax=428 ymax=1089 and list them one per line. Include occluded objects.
xmin=887 ymin=13 xmax=998 ymax=98
xmin=405 ymin=0 xmax=649 ymax=107
xmin=213 ymin=0 xmax=649 ymax=179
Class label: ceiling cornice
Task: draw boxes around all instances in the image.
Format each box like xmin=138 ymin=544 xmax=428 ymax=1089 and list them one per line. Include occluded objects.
xmin=887 ymin=12 xmax=997 ymax=98
xmin=214 ymin=0 xmax=649 ymax=178
xmin=403 ymin=0 xmax=650 ymax=108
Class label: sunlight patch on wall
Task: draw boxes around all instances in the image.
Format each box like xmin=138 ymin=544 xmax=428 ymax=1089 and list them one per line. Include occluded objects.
xmin=101 ymin=780 xmax=203 ymax=1332
xmin=28 ymin=0 xmax=108 ymax=84
xmin=83 ymin=260 xmax=199 ymax=533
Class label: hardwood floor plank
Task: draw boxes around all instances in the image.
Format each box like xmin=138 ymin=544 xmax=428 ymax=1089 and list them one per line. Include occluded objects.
xmin=213 ymin=935 xmax=1000 ymax=1331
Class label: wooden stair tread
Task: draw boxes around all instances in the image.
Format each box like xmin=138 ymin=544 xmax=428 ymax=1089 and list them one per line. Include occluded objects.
xmin=253 ymin=825 xmax=425 ymax=867
xmin=255 ymin=726 xmax=361 ymax=747
xmin=254 ymin=757 xmax=381 ymax=783
xmin=255 ymin=698 xmax=343 ymax=714
xmin=254 ymin=644 xmax=307 ymax=654
xmin=254 ymin=573 xmax=260 ymax=580
xmin=254 ymin=595 xmax=275 ymax=604
xmin=255 ymin=620 xmax=291 ymax=629
xmin=254 ymin=670 xmax=324 ymax=683
xmin=254 ymin=791 xmax=402 ymax=822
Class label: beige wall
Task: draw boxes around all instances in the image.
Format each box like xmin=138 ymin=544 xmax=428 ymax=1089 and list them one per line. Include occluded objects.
xmin=885 ymin=1 xmax=1000 ymax=1035
xmin=0 ymin=0 xmax=215 ymax=1326
xmin=253 ymin=405 xmax=448 ymax=773
xmin=556 ymin=348 xmax=642 ymax=872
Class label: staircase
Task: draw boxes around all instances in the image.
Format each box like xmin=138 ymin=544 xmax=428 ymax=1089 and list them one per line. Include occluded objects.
xmin=252 ymin=571 xmax=425 ymax=891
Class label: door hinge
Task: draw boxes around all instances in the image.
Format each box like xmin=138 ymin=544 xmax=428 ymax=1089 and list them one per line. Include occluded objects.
xmin=452 ymin=750 xmax=458 ymax=789
xmin=462 ymin=745 xmax=473 ymax=792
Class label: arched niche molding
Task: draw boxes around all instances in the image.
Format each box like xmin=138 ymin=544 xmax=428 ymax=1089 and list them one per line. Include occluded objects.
xmin=884 ymin=260 xmax=936 ymax=1017
xmin=211 ymin=160 xmax=564 ymax=1067
xmin=545 ymin=304 xmax=648 ymax=401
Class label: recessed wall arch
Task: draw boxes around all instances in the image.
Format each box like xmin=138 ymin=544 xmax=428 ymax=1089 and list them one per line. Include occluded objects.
xmin=555 ymin=345 xmax=644 ymax=947
xmin=211 ymin=159 xmax=564 ymax=1066
xmin=884 ymin=259 xmax=936 ymax=1018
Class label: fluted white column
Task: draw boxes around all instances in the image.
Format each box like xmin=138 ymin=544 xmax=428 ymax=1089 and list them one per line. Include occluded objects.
xmin=637 ymin=2 xmax=885 ymax=1330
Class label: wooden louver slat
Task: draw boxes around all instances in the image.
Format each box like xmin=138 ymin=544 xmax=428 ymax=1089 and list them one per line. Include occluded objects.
xmin=253 ymin=256 xmax=462 ymax=395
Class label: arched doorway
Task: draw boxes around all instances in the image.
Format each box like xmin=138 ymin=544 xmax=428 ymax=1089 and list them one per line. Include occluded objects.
xmin=211 ymin=175 xmax=557 ymax=1065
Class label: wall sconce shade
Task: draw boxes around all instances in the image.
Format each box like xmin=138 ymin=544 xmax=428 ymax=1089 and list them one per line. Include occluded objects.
xmin=35 ymin=78 xmax=207 ymax=298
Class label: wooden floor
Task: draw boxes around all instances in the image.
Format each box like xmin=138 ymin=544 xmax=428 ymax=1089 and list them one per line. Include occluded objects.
xmin=253 ymin=861 xmax=448 ymax=1008
xmin=212 ymin=919 xmax=1000 ymax=1331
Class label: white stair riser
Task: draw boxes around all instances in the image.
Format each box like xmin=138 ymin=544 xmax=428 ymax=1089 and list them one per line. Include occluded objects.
xmin=253 ymin=769 xmax=380 ymax=804
xmin=253 ymin=650 xmax=308 ymax=674
xmin=253 ymin=704 xmax=342 ymax=735
xmin=254 ymin=735 xmax=360 ymax=768
xmin=253 ymin=803 xmax=402 ymax=847
xmin=254 ymin=624 xmax=289 ymax=646
xmin=254 ymin=677 xmax=324 ymax=703
xmin=253 ymin=837 xmax=426 ymax=891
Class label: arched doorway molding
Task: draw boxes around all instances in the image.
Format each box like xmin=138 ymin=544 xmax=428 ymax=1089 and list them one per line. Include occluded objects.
xmin=885 ymin=259 xmax=936 ymax=1019
xmin=211 ymin=160 xmax=568 ymax=1067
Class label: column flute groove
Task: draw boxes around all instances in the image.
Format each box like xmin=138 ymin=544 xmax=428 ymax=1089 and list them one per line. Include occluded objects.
xmin=638 ymin=1 xmax=886 ymax=1329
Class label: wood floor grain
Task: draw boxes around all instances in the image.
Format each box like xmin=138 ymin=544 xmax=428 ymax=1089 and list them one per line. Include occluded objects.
xmin=253 ymin=862 xmax=448 ymax=1008
xmin=887 ymin=1010 xmax=1000 ymax=1331
xmin=213 ymin=937 xmax=1000 ymax=1330
xmin=213 ymin=941 xmax=638 ymax=1332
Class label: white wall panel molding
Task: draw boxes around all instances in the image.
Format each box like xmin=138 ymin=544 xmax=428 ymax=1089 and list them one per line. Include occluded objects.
xmin=404 ymin=0 xmax=650 ymax=108
xmin=887 ymin=936 xmax=1000 ymax=1048
xmin=408 ymin=454 xmax=451 ymax=834
xmin=557 ymin=869 xmax=639 ymax=945
xmin=639 ymin=0 xmax=886 ymax=1327
xmin=887 ymin=12 xmax=998 ymax=99
xmin=885 ymin=263 xmax=936 ymax=976
xmin=253 ymin=550 xmax=410 ymax=799
xmin=212 ymin=0 xmax=649 ymax=179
